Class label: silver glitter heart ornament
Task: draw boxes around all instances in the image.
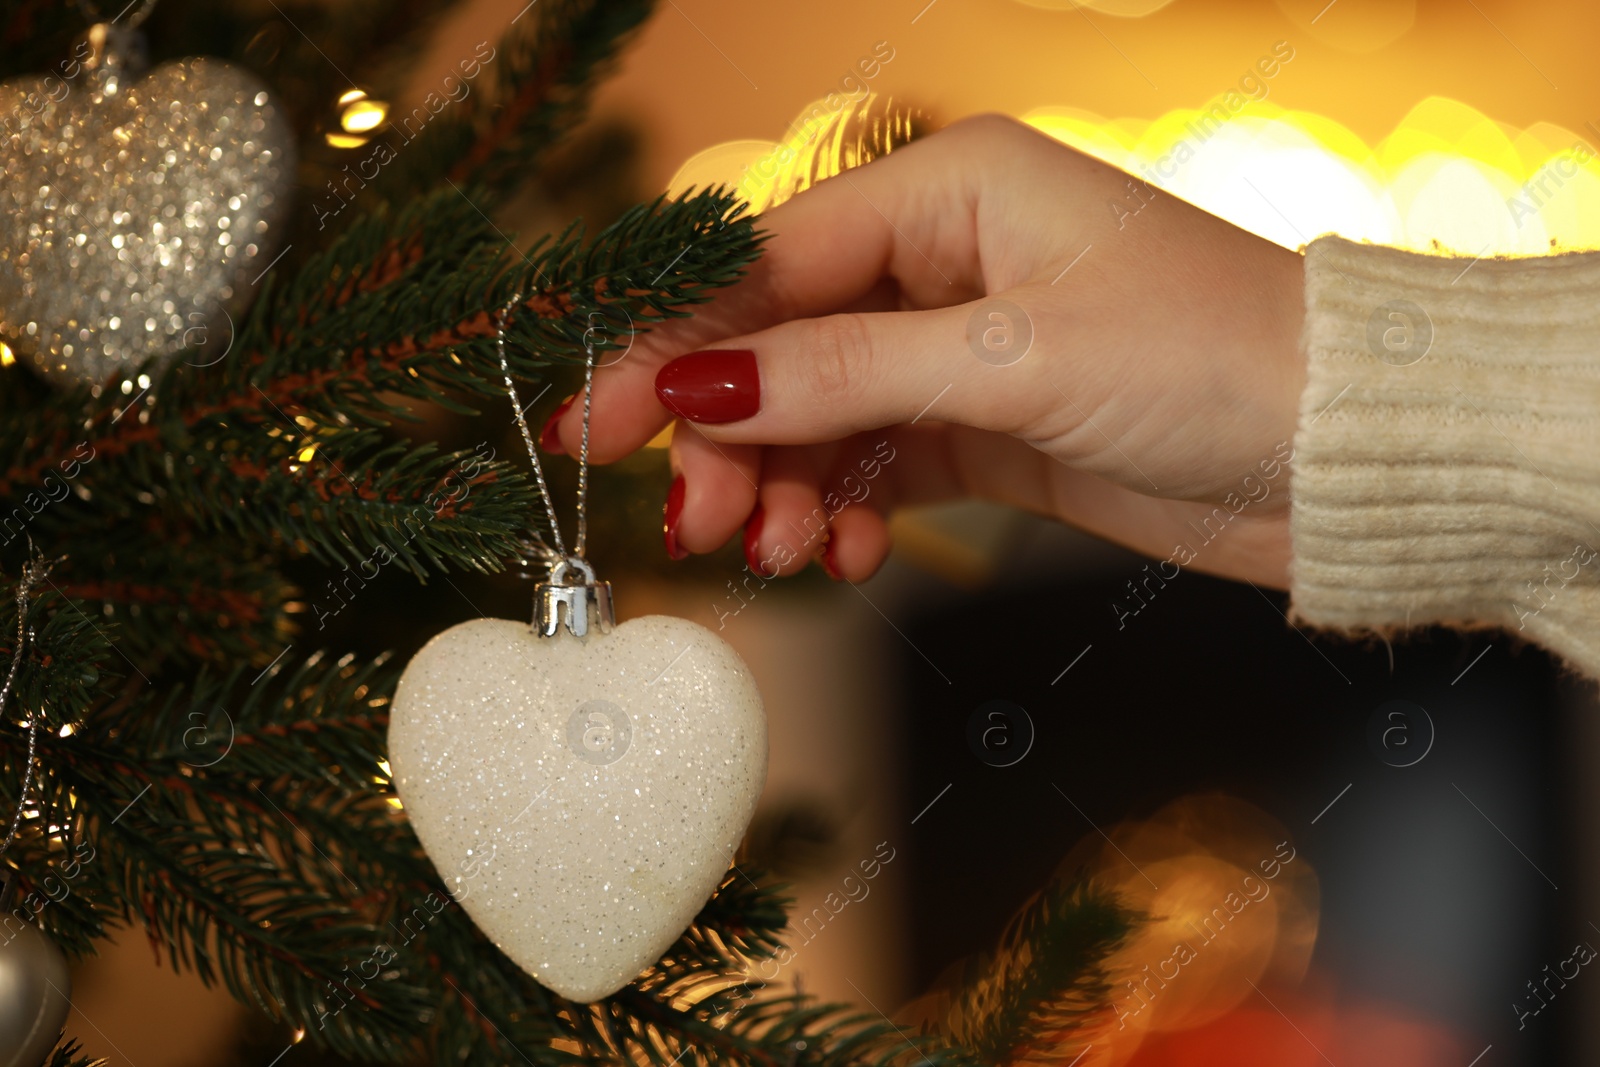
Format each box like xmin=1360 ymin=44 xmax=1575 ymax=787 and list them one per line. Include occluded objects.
xmin=389 ymin=614 xmax=767 ymax=1002
xmin=0 ymin=22 xmax=293 ymax=390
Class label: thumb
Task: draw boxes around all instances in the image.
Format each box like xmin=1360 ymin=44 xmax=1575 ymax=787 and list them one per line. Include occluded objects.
xmin=653 ymin=302 xmax=1050 ymax=444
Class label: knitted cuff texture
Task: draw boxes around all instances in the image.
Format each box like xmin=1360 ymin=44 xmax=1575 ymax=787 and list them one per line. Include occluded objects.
xmin=1290 ymin=234 xmax=1600 ymax=679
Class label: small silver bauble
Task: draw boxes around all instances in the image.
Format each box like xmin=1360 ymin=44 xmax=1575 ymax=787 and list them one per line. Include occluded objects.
xmin=0 ymin=918 xmax=72 ymax=1067
xmin=0 ymin=21 xmax=294 ymax=390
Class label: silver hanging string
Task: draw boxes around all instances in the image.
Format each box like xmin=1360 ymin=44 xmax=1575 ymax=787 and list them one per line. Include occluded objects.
xmin=495 ymin=294 xmax=601 ymax=567
xmin=574 ymin=323 xmax=599 ymax=559
xmin=0 ymin=550 xmax=60 ymax=863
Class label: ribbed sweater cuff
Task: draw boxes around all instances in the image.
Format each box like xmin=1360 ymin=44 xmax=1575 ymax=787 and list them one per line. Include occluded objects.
xmin=1289 ymin=235 xmax=1600 ymax=680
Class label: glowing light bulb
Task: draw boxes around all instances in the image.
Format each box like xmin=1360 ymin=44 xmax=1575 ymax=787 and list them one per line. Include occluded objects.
xmin=341 ymin=99 xmax=388 ymax=134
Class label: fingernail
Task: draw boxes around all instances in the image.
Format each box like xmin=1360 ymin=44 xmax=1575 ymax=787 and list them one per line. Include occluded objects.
xmin=656 ymin=349 xmax=760 ymax=423
xmin=820 ymin=535 xmax=843 ymax=581
xmin=743 ymin=505 xmax=766 ymax=574
xmin=539 ymin=395 xmax=574 ymax=454
xmin=663 ymin=475 xmax=689 ymax=560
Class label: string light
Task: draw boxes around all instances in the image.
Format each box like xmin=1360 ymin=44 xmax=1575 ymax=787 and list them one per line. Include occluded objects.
xmin=341 ymin=99 xmax=388 ymax=134
xmin=325 ymin=87 xmax=389 ymax=148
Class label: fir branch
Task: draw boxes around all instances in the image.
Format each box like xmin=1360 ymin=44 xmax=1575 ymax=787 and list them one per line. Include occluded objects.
xmin=128 ymin=653 xmax=396 ymax=792
xmin=41 ymin=653 xmax=437 ymax=1058
xmin=583 ymin=989 xmax=986 ymax=1067
xmin=50 ymin=525 xmax=295 ymax=667
xmin=241 ymin=185 xmax=762 ymax=413
xmin=0 ymin=189 xmax=757 ymax=586
xmin=46 ymin=1039 xmax=108 ymax=1067
xmin=7 ymin=394 xmax=541 ymax=582
xmin=940 ymin=874 xmax=1138 ymax=1066
xmin=679 ymin=870 xmax=792 ymax=969
xmin=255 ymin=185 xmax=759 ymax=391
xmin=0 ymin=581 xmax=117 ymax=731
xmin=439 ymin=0 xmax=655 ymax=193
xmin=341 ymin=0 xmax=656 ymax=210
xmin=133 ymin=430 xmax=534 ymax=578
xmin=0 ymin=570 xmax=125 ymax=957
xmin=4 ymin=763 xmax=118 ymax=958
xmin=2 ymin=186 xmax=758 ymax=479
xmin=544 ymin=867 xmax=977 ymax=1067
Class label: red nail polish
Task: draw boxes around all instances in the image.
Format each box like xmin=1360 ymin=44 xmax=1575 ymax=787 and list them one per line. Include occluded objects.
xmin=820 ymin=535 xmax=843 ymax=581
xmin=656 ymin=349 xmax=760 ymax=423
xmin=743 ymin=505 xmax=766 ymax=575
xmin=663 ymin=475 xmax=688 ymax=560
xmin=539 ymin=395 xmax=574 ymax=454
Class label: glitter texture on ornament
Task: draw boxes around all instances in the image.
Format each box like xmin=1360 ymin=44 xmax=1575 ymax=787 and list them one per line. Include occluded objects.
xmin=389 ymin=615 xmax=767 ymax=1003
xmin=0 ymin=21 xmax=293 ymax=389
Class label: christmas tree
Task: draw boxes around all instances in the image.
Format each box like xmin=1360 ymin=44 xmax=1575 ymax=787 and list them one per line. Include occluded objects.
xmin=0 ymin=1 xmax=1138 ymax=1062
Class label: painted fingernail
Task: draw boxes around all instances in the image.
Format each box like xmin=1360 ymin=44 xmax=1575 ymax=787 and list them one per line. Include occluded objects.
xmin=743 ymin=505 xmax=766 ymax=575
xmin=655 ymin=349 xmax=760 ymax=423
xmin=539 ymin=395 xmax=574 ymax=454
xmin=663 ymin=475 xmax=689 ymax=560
xmin=820 ymin=535 xmax=843 ymax=581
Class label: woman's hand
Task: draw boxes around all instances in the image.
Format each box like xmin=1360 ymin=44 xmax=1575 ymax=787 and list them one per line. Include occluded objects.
xmin=543 ymin=114 xmax=1308 ymax=586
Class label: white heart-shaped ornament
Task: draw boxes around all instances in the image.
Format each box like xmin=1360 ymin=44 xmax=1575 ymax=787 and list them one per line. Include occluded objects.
xmin=389 ymin=615 xmax=766 ymax=1002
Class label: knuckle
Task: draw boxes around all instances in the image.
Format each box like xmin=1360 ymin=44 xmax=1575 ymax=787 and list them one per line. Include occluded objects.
xmin=800 ymin=314 xmax=874 ymax=403
xmin=951 ymin=111 xmax=1030 ymax=142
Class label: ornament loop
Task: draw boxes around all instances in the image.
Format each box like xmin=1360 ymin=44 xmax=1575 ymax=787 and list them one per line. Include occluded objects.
xmin=533 ymin=557 xmax=613 ymax=638
xmin=84 ymin=21 xmax=149 ymax=89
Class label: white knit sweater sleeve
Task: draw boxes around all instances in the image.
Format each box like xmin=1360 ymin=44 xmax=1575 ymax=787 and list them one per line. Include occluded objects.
xmin=1289 ymin=234 xmax=1600 ymax=680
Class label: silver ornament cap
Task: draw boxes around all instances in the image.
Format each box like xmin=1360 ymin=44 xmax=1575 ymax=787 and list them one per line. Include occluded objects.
xmin=0 ymin=873 xmax=72 ymax=1067
xmin=533 ymin=558 xmax=613 ymax=638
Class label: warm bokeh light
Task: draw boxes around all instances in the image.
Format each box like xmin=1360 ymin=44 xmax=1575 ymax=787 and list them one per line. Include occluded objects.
xmin=670 ymin=94 xmax=1600 ymax=256
xmin=0 ymin=341 xmax=13 ymax=367
xmin=1123 ymin=980 xmax=1469 ymax=1067
xmin=340 ymin=98 xmax=389 ymax=134
xmin=1012 ymin=0 xmax=1179 ymax=16
xmin=1271 ymin=0 xmax=1417 ymax=54
xmin=667 ymin=94 xmax=919 ymax=215
xmin=667 ymin=138 xmax=776 ymax=201
xmin=1025 ymin=95 xmax=1600 ymax=254
xmin=644 ymin=422 xmax=674 ymax=449
xmin=325 ymin=88 xmax=388 ymax=147
xmin=1069 ymin=793 xmax=1321 ymax=1067
xmin=898 ymin=793 xmax=1326 ymax=1067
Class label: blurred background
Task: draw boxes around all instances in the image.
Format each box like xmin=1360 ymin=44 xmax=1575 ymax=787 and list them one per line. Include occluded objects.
xmin=58 ymin=0 xmax=1600 ymax=1063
